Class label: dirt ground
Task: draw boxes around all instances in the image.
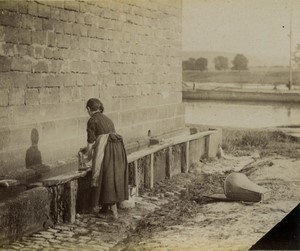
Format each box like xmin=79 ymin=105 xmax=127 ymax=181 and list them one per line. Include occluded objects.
xmin=113 ymin=152 xmax=300 ymax=251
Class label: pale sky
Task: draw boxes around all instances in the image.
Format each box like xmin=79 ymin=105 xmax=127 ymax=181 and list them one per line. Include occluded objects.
xmin=182 ymin=0 xmax=300 ymax=66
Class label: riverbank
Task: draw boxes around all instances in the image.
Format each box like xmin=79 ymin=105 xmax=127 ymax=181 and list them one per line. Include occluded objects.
xmin=183 ymin=88 xmax=300 ymax=103
xmin=183 ymin=70 xmax=300 ymax=86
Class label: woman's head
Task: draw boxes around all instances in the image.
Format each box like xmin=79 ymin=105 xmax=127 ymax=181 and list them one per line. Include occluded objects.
xmin=86 ymin=98 xmax=104 ymax=115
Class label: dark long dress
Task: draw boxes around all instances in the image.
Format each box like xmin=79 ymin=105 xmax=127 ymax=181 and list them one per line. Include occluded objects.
xmin=87 ymin=112 xmax=128 ymax=206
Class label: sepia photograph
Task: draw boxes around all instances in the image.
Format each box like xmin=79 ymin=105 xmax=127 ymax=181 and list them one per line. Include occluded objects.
xmin=0 ymin=0 xmax=299 ymax=250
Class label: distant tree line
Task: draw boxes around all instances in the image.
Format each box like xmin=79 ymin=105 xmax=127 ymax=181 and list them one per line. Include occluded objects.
xmin=182 ymin=54 xmax=248 ymax=71
xmin=294 ymin=44 xmax=300 ymax=68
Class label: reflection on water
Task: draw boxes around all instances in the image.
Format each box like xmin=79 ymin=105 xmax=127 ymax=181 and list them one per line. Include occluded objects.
xmin=185 ymin=100 xmax=300 ymax=128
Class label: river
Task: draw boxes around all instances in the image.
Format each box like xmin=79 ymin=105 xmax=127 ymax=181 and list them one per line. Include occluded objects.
xmin=184 ymin=100 xmax=300 ymax=128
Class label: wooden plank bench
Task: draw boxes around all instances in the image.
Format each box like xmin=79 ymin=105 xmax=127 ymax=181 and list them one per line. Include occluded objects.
xmin=126 ymin=130 xmax=216 ymax=191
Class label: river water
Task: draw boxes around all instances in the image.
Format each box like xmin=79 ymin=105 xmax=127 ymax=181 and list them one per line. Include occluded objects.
xmin=184 ymin=100 xmax=300 ymax=128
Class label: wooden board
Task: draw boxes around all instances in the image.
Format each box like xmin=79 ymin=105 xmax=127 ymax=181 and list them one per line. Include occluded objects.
xmin=42 ymin=171 xmax=87 ymax=187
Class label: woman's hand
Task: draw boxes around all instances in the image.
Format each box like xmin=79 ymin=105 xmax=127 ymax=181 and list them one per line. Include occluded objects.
xmin=78 ymin=147 xmax=92 ymax=163
xmin=79 ymin=147 xmax=88 ymax=154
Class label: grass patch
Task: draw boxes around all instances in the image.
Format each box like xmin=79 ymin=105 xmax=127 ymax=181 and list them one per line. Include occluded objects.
xmin=188 ymin=124 xmax=300 ymax=158
xmin=221 ymin=128 xmax=300 ymax=158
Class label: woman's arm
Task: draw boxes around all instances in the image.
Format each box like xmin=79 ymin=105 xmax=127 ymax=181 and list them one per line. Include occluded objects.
xmin=81 ymin=118 xmax=96 ymax=163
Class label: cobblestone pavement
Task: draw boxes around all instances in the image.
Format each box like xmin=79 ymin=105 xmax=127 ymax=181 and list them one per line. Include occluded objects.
xmin=0 ymin=196 xmax=164 ymax=251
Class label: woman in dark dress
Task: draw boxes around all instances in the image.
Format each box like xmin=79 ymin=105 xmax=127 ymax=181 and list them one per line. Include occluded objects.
xmin=81 ymin=98 xmax=128 ymax=219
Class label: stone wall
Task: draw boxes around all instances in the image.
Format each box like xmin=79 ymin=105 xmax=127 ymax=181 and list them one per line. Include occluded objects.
xmin=0 ymin=0 xmax=184 ymax=175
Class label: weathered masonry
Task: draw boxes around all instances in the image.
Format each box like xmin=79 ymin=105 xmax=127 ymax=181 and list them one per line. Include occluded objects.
xmin=0 ymin=0 xmax=183 ymax=175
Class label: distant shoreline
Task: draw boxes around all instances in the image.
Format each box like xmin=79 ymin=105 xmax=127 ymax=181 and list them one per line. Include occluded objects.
xmin=183 ymin=88 xmax=300 ymax=103
xmin=183 ymin=70 xmax=300 ymax=87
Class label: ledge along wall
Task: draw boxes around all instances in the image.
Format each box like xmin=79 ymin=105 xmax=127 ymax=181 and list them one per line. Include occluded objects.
xmin=0 ymin=0 xmax=184 ymax=176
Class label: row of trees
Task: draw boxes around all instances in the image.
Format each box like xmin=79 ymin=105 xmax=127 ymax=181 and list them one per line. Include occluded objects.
xmin=182 ymin=54 xmax=248 ymax=71
xmin=294 ymin=44 xmax=300 ymax=68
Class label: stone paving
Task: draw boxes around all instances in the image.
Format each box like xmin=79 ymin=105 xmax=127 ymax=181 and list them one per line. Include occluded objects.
xmin=0 ymin=196 xmax=163 ymax=251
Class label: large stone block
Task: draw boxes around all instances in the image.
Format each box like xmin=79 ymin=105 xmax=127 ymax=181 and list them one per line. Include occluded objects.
xmin=11 ymin=57 xmax=32 ymax=72
xmin=57 ymin=34 xmax=71 ymax=48
xmin=82 ymin=74 xmax=97 ymax=86
xmin=15 ymin=44 xmax=32 ymax=58
xmin=39 ymin=87 xmax=60 ymax=104
xmin=8 ymin=88 xmax=25 ymax=105
xmin=32 ymin=17 xmax=43 ymax=31
xmin=32 ymin=31 xmax=47 ymax=45
xmin=0 ymin=187 xmax=51 ymax=245
xmin=27 ymin=73 xmax=43 ymax=88
xmin=47 ymin=32 xmax=57 ymax=47
xmin=18 ymin=29 xmax=31 ymax=45
xmin=87 ymin=26 xmax=98 ymax=38
xmin=83 ymin=85 xmax=99 ymax=100
xmin=3 ymin=27 xmax=18 ymax=43
xmin=49 ymin=58 xmax=62 ymax=72
xmin=53 ymin=20 xmax=64 ymax=34
xmin=60 ymin=9 xmax=75 ymax=22
xmin=32 ymin=61 xmax=48 ymax=73
xmin=44 ymin=47 xmax=53 ymax=59
xmin=43 ymin=74 xmax=64 ymax=87
xmin=64 ymin=22 xmax=73 ymax=34
xmin=60 ymin=87 xmax=73 ymax=103
xmin=53 ymin=49 xmax=63 ymax=60
xmin=79 ymin=24 xmax=88 ymax=36
xmin=0 ymin=1 xmax=18 ymax=12
xmin=25 ymin=88 xmax=39 ymax=105
xmin=64 ymin=1 xmax=79 ymax=12
xmin=17 ymin=1 xmax=28 ymax=14
xmin=0 ymin=10 xmax=20 ymax=28
xmin=0 ymin=56 xmax=11 ymax=72
xmin=28 ymin=1 xmax=38 ymax=16
xmin=37 ymin=4 xmax=51 ymax=18
xmin=71 ymin=60 xmax=91 ymax=73
xmin=34 ymin=46 xmax=44 ymax=59
xmin=42 ymin=19 xmax=54 ymax=31
xmin=0 ymin=43 xmax=14 ymax=57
